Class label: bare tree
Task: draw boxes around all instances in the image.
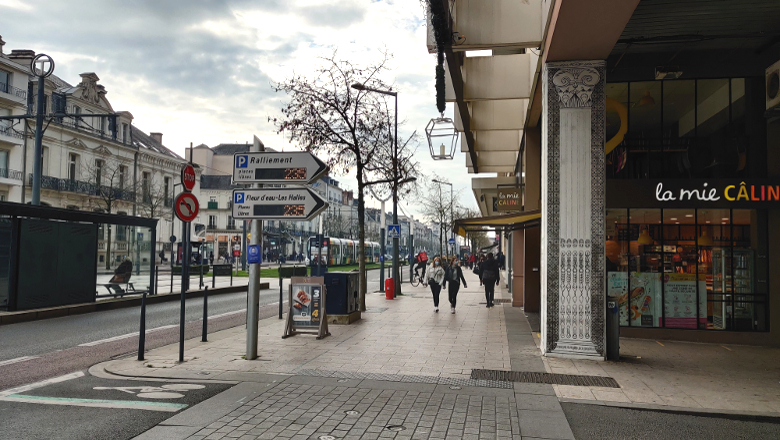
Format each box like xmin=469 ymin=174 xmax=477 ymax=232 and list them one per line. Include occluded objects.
xmin=420 ymin=174 xmax=462 ymax=256
xmin=138 ymin=179 xmax=171 ymax=220
xmin=274 ymin=51 xmax=417 ymax=310
xmin=82 ymin=155 xmax=134 ymax=269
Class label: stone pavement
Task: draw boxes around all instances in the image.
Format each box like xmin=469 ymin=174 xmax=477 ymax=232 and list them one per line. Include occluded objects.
xmin=102 ymin=271 xmax=575 ymax=439
xmin=95 ymin=269 xmax=780 ymax=439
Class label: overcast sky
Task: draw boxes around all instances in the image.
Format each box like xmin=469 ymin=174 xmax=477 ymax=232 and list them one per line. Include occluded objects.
xmin=0 ymin=0 xmax=481 ymax=217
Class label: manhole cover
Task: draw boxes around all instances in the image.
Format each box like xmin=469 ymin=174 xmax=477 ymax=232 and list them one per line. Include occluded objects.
xmin=449 ymin=386 xmax=462 ymax=390
xmin=385 ymin=425 xmax=406 ymax=432
xmin=345 ymin=410 xmax=360 ymax=416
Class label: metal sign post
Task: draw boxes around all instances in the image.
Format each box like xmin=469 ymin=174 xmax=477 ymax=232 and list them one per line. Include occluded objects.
xmin=173 ymin=166 xmax=199 ymax=363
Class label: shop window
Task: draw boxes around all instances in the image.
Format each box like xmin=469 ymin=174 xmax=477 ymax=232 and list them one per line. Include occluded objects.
xmin=610 ymin=208 xmax=767 ymax=332
xmin=628 ymin=82 xmax=662 ymax=179
xmin=662 ymin=80 xmax=696 ymax=178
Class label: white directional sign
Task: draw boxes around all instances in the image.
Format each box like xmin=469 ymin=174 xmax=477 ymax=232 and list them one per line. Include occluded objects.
xmin=233 ymin=152 xmax=329 ymax=184
xmin=232 ymin=188 xmax=328 ymax=220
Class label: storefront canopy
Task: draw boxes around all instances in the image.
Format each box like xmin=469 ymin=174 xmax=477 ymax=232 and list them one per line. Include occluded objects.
xmin=452 ymin=210 xmax=541 ymax=237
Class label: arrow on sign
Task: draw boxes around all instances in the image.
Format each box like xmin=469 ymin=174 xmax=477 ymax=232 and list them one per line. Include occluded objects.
xmin=232 ymin=152 xmax=329 ymax=184
xmin=231 ymin=188 xmax=328 ymax=220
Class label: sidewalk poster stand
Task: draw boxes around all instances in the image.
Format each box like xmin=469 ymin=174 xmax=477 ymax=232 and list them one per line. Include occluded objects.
xmin=283 ymin=276 xmax=330 ymax=340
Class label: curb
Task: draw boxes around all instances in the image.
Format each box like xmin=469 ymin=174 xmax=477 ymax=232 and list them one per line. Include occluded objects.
xmin=559 ymin=397 xmax=780 ymax=423
xmin=0 ymin=283 xmax=269 ymax=326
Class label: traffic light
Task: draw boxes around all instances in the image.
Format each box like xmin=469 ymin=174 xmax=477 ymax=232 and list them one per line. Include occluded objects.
xmin=232 ymin=235 xmax=240 ymax=243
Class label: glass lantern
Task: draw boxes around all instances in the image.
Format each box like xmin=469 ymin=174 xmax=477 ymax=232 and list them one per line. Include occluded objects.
xmin=425 ymin=114 xmax=459 ymax=160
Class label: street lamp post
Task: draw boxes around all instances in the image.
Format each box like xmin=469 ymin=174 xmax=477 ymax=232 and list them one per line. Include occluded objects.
xmin=351 ymin=82 xmax=401 ymax=297
xmin=432 ymin=179 xmax=453 ymax=256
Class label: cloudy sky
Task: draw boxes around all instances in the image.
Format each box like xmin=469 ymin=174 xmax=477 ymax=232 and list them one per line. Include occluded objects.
xmin=0 ymin=0 xmax=481 ymax=217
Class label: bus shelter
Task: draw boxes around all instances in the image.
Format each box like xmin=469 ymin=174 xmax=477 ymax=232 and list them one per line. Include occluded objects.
xmin=0 ymin=202 xmax=157 ymax=311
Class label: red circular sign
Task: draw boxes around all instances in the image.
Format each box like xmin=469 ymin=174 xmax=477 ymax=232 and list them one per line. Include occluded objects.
xmin=181 ymin=164 xmax=196 ymax=192
xmin=174 ymin=192 xmax=199 ymax=222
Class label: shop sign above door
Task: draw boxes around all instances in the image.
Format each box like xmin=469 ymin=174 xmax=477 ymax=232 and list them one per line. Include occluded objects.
xmin=496 ymin=189 xmax=522 ymax=212
xmin=607 ymin=179 xmax=780 ymax=208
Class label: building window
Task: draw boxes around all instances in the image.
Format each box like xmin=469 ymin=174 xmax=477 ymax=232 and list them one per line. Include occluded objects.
xmin=228 ymin=215 xmax=235 ymax=229
xmin=0 ymin=70 xmax=9 ymax=93
xmin=122 ymin=123 xmax=129 ymax=143
xmin=68 ymin=153 xmax=78 ymax=182
xmin=164 ymin=176 xmax=171 ymax=207
xmin=142 ymin=171 xmax=150 ymax=203
xmin=73 ymin=105 xmax=81 ymax=128
xmin=607 ymin=78 xmax=756 ymax=180
xmin=208 ymin=215 xmax=217 ymax=229
xmin=118 ymin=165 xmax=126 ymax=190
xmin=95 ymin=159 xmax=103 ymax=187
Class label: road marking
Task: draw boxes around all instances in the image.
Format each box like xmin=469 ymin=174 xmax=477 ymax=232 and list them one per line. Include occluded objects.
xmin=209 ymin=309 xmax=246 ymax=319
xmin=0 ymin=356 xmax=39 ymax=367
xmin=0 ymin=394 xmax=187 ymax=412
xmin=79 ymin=325 xmax=177 ymax=347
xmin=0 ymin=371 xmax=84 ymax=397
xmin=721 ymin=345 xmax=732 ymax=351
xmin=656 ymin=341 xmax=665 ymax=346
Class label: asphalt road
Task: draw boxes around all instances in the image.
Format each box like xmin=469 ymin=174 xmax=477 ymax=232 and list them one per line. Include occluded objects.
xmin=561 ymin=402 xmax=780 ymax=440
xmin=0 ymin=268 xmax=388 ymax=392
xmin=0 ymin=373 xmax=233 ymax=440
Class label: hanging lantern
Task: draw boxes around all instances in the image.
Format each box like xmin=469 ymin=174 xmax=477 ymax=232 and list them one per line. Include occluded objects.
xmin=425 ymin=114 xmax=459 ymax=160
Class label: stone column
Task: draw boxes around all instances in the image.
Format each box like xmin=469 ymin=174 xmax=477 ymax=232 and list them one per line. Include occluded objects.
xmin=540 ymin=61 xmax=606 ymax=359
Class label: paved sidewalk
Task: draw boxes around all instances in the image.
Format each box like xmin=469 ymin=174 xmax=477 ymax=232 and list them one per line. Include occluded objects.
xmin=101 ymin=272 xmax=575 ymax=439
xmin=95 ymin=269 xmax=780 ymax=439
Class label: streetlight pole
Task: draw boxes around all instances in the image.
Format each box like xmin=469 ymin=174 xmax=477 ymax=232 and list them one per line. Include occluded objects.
xmin=351 ymin=82 xmax=401 ymax=297
xmin=432 ymin=179 xmax=453 ymax=256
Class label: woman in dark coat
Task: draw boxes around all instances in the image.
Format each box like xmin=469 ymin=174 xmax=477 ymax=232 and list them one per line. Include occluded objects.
xmin=480 ymin=253 xmax=499 ymax=308
xmin=442 ymin=256 xmax=467 ymax=314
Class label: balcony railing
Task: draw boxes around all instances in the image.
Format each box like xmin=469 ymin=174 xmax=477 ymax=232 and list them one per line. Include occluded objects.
xmin=0 ymin=82 xmax=27 ymax=100
xmin=0 ymin=168 xmax=24 ymax=181
xmin=52 ymin=118 xmax=130 ymax=147
xmin=28 ymin=174 xmax=136 ymax=202
xmin=0 ymin=123 xmax=23 ymax=140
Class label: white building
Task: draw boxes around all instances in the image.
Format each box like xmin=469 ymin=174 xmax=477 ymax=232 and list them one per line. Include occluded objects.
xmin=0 ymin=40 xmax=194 ymax=268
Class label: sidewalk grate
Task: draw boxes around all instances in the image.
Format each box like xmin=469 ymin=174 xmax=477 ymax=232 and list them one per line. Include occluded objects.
xmin=295 ymin=369 xmax=514 ymax=389
xmin=470 ymin=369 xmax=620 ymax=388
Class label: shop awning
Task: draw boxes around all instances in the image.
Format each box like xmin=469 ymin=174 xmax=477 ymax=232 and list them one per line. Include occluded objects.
xmin=452 ymin=210 xmax=541 ymax=237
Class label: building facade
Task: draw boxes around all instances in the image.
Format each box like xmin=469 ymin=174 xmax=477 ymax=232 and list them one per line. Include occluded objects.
xmin=0 ymin=39 xmax=193 ymax=269
xmin=432 ymin=0 xmax=780 ymax=353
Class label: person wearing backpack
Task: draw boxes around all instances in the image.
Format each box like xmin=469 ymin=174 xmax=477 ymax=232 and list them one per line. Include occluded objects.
xmin=481 ymin=253 xmax=499 ymax=308
xmin=442 ymin=256 xmax=467 ymax=314
xmin=414 ymin=251 xmax=428 ymax=281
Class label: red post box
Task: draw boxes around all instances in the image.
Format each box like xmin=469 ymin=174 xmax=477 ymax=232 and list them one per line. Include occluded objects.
xmin=384 ymin=278 xmax=395 ymax=300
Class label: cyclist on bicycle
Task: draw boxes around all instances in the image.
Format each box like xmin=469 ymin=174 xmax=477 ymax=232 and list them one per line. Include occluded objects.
xmin=414 ymin=251 xmax=428 ymax=281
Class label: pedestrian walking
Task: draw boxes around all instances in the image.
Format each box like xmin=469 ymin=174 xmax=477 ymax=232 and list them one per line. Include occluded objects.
xmin=442 ymin=256 xmax=467 ymax=314
xmin=481 ymin=253 xmax=499 ymax=308
xmin=475 ymin=255 xmax=485 ymax=286
xmin=426 ymin=256 xmax=445 ymax=313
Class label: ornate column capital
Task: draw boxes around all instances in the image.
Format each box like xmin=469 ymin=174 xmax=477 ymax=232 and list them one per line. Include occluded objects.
xmin=552 ymin=67 xmax=601 ymax=109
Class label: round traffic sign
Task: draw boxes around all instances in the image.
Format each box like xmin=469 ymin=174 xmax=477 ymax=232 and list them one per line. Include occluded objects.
xmin=31 ymin=53 xmax=55 ymax=78
xmin=181 ymin=164 xmax=196 ymax=192
xmin=174 ymin=192 xmax=199 ymax=222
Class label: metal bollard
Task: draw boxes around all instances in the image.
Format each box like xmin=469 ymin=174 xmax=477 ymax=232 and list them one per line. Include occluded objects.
xmin=154 ymin=266 xmax=159 ymax=296
xmin=202 ymin=286 xmax=209 ymax=342
xmin=138 ymin=289 xmax=147 ymax=360
xmin=606 ymin=296 xmax=620 ymax=361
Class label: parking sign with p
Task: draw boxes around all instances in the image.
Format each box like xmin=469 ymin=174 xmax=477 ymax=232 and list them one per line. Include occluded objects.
xmin=236 ymin=155 xmax=248 ymax=168
xmin=234 ymin=192 xmax=245 ymax=204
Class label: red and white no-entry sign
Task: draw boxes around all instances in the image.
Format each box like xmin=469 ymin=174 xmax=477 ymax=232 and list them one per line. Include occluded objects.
xmin=181 ymin=164 xmax=196 ymax=192
xmin=174 ymin=192 xmax=199 ymax=222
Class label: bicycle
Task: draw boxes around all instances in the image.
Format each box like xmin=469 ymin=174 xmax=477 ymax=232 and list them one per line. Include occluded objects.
xmin=411 ymin=271 xmax=427 ymax=287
